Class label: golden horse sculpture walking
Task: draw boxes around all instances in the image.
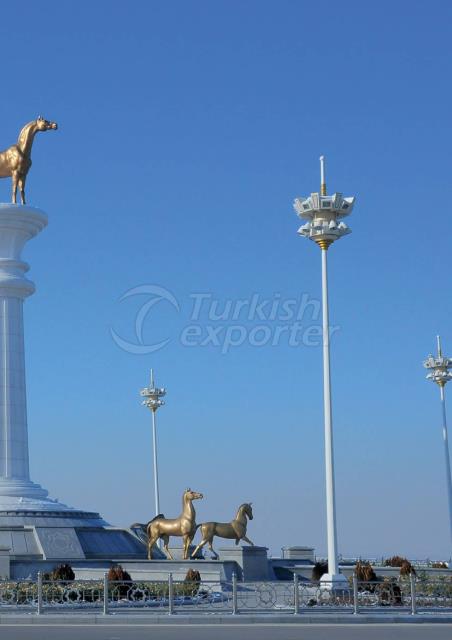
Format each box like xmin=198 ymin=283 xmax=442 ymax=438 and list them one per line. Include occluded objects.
xmin=191 ymin=503 xmax=254 ymax=560
xmin=0 ymin=117 xmax=58 ymax=204
xmin=147 ymin=489 xmax=203 ymax=560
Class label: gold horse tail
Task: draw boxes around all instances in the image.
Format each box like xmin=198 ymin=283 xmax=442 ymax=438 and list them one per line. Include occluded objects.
xmin=129 ymin=522 xmax=149 ymax=546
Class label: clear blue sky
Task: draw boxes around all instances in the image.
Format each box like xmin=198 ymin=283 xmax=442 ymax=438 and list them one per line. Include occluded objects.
xmin=1 ymin=0 xmax=451 ymax=560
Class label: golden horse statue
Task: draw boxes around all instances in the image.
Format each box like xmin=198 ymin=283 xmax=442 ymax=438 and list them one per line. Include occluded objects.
xmin=147 ymin=488 xmax=203 ymax=560
xmin=0 ymin=117 xmax=57 ymax=204
xmin=191 ymin=503 xmax=254 ymax=559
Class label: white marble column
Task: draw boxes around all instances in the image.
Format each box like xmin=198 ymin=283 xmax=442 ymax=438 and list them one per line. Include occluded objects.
xmin=0 ymin=204 xmax=48 ymax=501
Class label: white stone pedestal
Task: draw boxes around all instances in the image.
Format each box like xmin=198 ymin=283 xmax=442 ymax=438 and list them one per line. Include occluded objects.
xmin=0 ymin=204 xmax=56 ymax=509
xmin=320 ymin=572 xmax=349 ymax=590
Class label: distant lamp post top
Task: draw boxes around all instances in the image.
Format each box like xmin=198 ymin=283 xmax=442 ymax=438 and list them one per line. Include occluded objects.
xmin=294 ymin=156 xmax=356 ymax=250
xmin=140 ymin=369 xmax=166 ymax=412
xmin=424 ymin=336 xmax=452 ymax=387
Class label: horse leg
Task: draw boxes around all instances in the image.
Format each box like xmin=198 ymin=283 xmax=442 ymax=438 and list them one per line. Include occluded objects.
xmin=242 ymin=535 xmax=254 ymax=546
xmin=18 ymin=175 xmax=26 ymax=205
xmin=191 ymin=537 xmax=208 ymax=559
xmin=208 ymin=541 xmax=219 ymax=560
xmin=162 ymin=535 xmax=173 ymax=559
xmin=11 ymin=173 xmax=18 ymax=204
xmin=182 ymin=535 xmax=191 ymax=560
xmin=148 ymin=534 xmax=158 ymax=559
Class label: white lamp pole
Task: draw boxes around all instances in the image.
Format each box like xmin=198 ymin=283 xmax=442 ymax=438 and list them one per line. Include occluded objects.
xmin=321 ymin=246 xmax=338 ymax=576
xmin=140 ymin=370 xmax=166 ymax=518
xmin=424 ymin=337 xmax=452 ymax=545
xmin=294 ymin=157 xmax=356 ymax=587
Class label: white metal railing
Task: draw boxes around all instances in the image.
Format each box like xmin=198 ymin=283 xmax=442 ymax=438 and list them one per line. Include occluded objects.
xmin=0 ymin=573 xmax=451 ymax=615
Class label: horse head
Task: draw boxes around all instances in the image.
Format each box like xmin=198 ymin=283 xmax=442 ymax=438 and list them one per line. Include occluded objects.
xmin=184 ymin=488 xmax=203 ymax=501
xmin=36 ymin=116 xmax=58 ymax=131
xmin=243 ymin=503 xmax=253 ymax=520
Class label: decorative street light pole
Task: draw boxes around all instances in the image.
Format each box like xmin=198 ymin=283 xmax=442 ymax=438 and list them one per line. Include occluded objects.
xmin=140 ymin=370 xmax=166 ymax=518
xmin=423 ymin=336 xmax=452 ymax=545
xmin=294 ymin=157 xmax=356 ymax=587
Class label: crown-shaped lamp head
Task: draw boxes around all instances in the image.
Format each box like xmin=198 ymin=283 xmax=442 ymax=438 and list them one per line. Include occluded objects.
xmin=140 ymin=369 xmax=166 ymax=411
xmin=424 ymin=336 xmax=452 ymax=387
xmin=294 ymin=156 xmax=356 ymax=250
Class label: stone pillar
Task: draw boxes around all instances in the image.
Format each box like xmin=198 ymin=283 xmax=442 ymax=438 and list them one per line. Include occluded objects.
xmin=0 ymin=204 xmax=48 ymax=500
xmin=218 ymin=546 xmax=269 ymax=581
xmin=281 ymin=546 xmax=315 ymax=561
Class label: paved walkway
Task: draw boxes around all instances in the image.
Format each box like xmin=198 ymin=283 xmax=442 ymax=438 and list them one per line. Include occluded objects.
xmin=2 ymin=623 xmax=452 ymax=640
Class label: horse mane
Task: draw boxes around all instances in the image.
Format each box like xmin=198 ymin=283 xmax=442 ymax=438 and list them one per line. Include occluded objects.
xmin=235 ymin=503 xmax=252 ymax=519
xmin=17 ymin=121 xmax=36 ymax=150
xmin=130 ymin=514 xmax=165 ymax=530
xmin=148 ymin=513 xmax=165 ymax=524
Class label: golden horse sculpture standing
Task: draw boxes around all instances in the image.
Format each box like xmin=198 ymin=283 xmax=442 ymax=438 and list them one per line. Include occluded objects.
xmin=0 ymin=117 xmax=58 ymax=204
xmin=191 ymin=503 xmax=254 ymax=560
xmin=147 ymin=489 xmax=203 ymax=560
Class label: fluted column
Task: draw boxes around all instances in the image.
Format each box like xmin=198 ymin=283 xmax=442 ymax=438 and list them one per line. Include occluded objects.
xmin=0 ymin=204 xmax=48 ymax=499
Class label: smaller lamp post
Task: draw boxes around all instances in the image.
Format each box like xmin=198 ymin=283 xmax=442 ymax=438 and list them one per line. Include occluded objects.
xmin=424 ymin=337 xmax=452 ymax=546
xmin=140 ymin=370 xmax=166 ymax=518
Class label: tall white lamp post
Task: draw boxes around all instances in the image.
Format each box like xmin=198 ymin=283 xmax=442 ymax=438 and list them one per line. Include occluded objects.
xmin=424 ymin=337 xmax=452 ymax=546
xmin=294 ymin=157 xmax=355 ymax=587
xmin=140 ymin=370 xmax=166 ymax=519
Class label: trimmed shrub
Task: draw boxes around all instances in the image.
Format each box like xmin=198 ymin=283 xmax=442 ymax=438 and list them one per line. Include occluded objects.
xmin=108 ymin=565 xmax=132 ymax=582
xmin=400 ymin=560 xmax=415 ymax=576
xmin=108 ymin=564 xmax=132 ymax=599
xmin=50 ymin=564 xmax=75 ymax=581
xmin=311 ymin=562 xmax=328 ymax=581
xmin=377 ymin=578 xmax=402 ymax=606
xmin=384 ymin=556 xmax=415 ymax=575
xmin=355 ymin=561 xmax=377 ymax=582
xmin=184 ymin=569 xmax=201 ymax=597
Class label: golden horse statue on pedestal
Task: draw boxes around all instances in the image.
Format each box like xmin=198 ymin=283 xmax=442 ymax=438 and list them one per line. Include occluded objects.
xmin=0 ymin=117 xmax=57 ymax=204
xmin=191 ymin=503 xmax=254 ymax=560
xmin=147 ymin=488 xmax=203 ymax=560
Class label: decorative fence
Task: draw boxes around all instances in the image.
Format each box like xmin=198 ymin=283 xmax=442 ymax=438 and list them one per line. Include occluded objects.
xmin=338 ymin=557 xmax=451 ymax=569
xmin=0 ymin=573 xmax=451 ymax=615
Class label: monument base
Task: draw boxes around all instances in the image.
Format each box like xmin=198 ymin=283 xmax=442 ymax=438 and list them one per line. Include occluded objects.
xmin=0 ymin=507 xmax=150 ymax=579
xmin=0 ymin=480 xmax=50 ymax=502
